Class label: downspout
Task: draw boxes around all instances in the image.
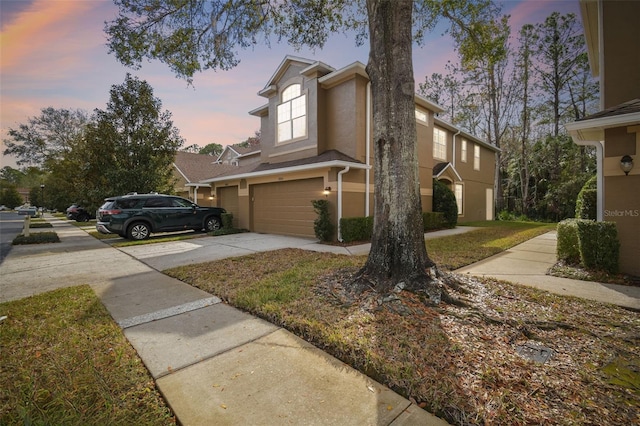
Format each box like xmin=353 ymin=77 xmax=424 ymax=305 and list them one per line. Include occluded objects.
xmin=452 ymin=129 xmax=461 ymax=169
xmin=193 ymin=185 xmax=198 ymax=203
xmin=580 ymin=141 xmax=605 ymax=221
xmin=365 ymin=82 xmax=371 ymax=217
xmin=337 ymin=166 xmax=350 ymax=242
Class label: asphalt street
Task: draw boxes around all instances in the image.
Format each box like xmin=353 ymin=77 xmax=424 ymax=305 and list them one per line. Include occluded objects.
xmin=0 ymin=211 xmax=26 ymax=264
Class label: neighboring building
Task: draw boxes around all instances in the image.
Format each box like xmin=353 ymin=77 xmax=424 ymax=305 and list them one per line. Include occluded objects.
xmin=217 ymin=143 xmax=262 ymax=166
xmin=201 ymin=56 xmax=498 ymax=239
xmin=172 ymin=151 xmax=231 ymax=206
xmin=565 ymin=0 xmax=640 ymax=277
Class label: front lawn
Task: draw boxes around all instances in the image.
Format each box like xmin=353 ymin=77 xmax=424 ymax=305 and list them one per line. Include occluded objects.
xmin=165 ymin=222 xmax=639 ymax=425
xmin=0 ymin=286 xmax=175 ymax=425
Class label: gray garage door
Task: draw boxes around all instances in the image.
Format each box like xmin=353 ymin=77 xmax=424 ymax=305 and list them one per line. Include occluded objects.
xmin=252 ymin=178 xmax=322 ymax=238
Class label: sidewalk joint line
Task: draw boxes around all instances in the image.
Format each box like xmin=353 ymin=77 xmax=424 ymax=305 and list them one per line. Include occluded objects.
xmin=118 ymin=296 xmax=221 ymax=329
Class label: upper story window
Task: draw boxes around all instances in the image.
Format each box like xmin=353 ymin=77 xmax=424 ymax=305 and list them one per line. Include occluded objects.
xmin=433 ymin=128 xmax=447 ymax=161
xmin=415 ymin=108 xmax=428 ymax=124
xmin=277 ymin=84 xmax=306 ymax=143
xmin=461 ymin=139 xmax=468 ymax=162
xmin=474 ymin=144 xmax=480 ymax=170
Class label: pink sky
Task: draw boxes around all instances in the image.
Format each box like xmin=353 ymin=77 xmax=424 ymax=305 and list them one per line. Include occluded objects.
xmin=1 ymin=0 xmax=580 ymax=169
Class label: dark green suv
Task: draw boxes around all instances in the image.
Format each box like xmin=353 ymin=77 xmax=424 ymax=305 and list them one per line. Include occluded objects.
xmin=96 ymin=194 xmax=226 ymax=240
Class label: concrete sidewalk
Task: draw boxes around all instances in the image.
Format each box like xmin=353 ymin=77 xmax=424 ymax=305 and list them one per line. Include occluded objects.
xmin=0 ymin=217 xmax=448 ymax=425
xmin=455 ymin=231 xmax=640 ymax=311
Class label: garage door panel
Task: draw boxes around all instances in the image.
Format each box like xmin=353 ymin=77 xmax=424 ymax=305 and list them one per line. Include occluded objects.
xmin=218 ymin=187 xmax=239 ymax=228
xmin=252 ymin=178 xmax=321 ymax=238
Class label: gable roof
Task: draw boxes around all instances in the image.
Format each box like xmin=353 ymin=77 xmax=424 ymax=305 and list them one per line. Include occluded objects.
xmin=174 ymin=151 xmax=241 ymax=184
xmin=258 ymin=56 xmax=335 ymax=98
xmin=433 ymin=162 xmax=462 ymax=182
xmin=202 ymin=150 xmax=368 ymax=184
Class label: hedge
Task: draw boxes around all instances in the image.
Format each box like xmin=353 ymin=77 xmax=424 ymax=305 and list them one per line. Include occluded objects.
xmin=557 ymin=218 xmax=619 ymax=273
xmin=423 ymin=212 xmax=445 ymax=231
xmin=576 ymin=220 xmax=619 ymax=273
xmin=339 ymin=212 xmax=446 ymax=243
xmin=340 ymin=216 xmax=373 ymax=243
xmin=575 ymin=175 xmax=597 ymax=220
xmin=221 ymin=213 xmax=234 ymax=229
xmin=557 ymin=219 xmax=581 ymax=264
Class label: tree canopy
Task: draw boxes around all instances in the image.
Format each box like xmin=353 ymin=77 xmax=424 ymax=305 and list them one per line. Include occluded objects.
xmin=3 ymin=107 xmax=89 ymax=169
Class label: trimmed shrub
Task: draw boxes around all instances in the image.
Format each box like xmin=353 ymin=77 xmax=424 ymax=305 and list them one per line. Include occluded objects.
xmin=13 ymin=232 xmax=60 ymax=245
xmin=575 ymin=175 xmax=597 ymax=219
xmin=433 ymin=179 xmax=458 ymax=228
xmin=221 ymin=213 xmax=234 ymax=229
xmin=576 ymin=220 xmax=620 ymax=273
xmin=423 ymin=212 xmax=445 ymax=231
xmin=311 ymin=199 xmax=334 ymax=242
xmin=557 ymin=218 xmax=620 ymax=274
xmin=557 ymin=219 xmax=581 ymax=264
xmin=340 ymin=216 xmax=373 ymax=243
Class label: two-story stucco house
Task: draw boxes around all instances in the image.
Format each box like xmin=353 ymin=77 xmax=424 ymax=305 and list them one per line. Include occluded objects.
xmin=201 ymin=56 xmax=498 ymax=240
xmin=565 ymin=0 xmax=640 ymax=277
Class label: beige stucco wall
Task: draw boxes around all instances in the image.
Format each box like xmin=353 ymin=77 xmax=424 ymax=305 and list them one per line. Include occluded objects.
xmin=602 ymin=1 xmax=640 ymax=108
xmin=603 ymin=125 xmax=640 ymax=277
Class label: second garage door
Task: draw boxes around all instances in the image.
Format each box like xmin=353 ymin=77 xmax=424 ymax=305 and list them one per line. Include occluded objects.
xmin=252 ymin=178 xmax=322 ymax=238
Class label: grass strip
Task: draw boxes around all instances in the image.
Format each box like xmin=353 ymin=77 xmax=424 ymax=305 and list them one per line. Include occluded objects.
xmin=428 ymin=221 xmax=556 ymax=270
xmin=0 ymin=286 xmax=174 ymax=426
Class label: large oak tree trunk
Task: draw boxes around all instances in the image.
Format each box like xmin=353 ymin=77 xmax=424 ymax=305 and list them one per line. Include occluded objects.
xmin=356 ymin=0 xmax=442 ymax=304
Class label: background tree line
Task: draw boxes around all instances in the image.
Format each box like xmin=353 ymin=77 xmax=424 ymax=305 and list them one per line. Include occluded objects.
xmin=2 ymin=74 xmax=185 ymax=212
xmin=419 ymin=11 xmax=598 ymax=221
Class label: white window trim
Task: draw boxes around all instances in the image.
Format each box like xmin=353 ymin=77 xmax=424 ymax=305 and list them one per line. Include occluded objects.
xmin=473 ymin=144 xmax=480 ymax=171
xmin=454 ymin=183 xmax=464 ymax=216
xmin=433 ymin=128 xmax=447 ymax=161
xmin=461 ymin=139 xmax=467 ymax=163
xmin=277 ymin=84 xmax=307 ymax=144
xmin=415 ymin=108 xmax=428 ymax=124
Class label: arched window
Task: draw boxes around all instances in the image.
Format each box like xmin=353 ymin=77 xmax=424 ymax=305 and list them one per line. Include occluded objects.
xmin=277 ymin=84 xmax=306 ymax=142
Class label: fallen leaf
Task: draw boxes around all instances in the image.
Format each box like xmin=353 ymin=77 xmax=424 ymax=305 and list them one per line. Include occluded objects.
xmin=220 ymin=404 xmax=227 ymax=409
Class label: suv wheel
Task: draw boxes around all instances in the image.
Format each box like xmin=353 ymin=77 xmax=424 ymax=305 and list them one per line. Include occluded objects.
xmin=127 ymin=222 xmax=151 ymax=240
xmin=76 ymin=213 xmax=90 ymax=222
xmin=204 ymin=216 xmax=221 ymax=232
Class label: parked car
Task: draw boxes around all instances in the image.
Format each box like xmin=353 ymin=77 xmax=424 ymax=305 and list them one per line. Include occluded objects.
xmin=96 ymin=193 xmax=226 ymax=240
xmin=66 ymin=204 xmax=94 ymax=222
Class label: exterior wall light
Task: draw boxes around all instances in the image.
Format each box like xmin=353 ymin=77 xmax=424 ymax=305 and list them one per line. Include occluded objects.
xmin=323 ymin=187 xmax=331 ymax=196
xmin=620 ymin=155 xmax=634 ymax=175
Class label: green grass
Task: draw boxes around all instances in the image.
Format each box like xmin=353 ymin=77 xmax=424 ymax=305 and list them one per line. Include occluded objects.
xmin=0 ymin=286 xmax=174 ymax=425
xmin=428 ymin=221 xmax=556 ymax=270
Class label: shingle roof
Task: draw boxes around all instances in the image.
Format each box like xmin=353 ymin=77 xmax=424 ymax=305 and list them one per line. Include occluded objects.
xmin=577 ymin=98 xmax=640 ymax=121
xmin=203 ymin=150 xmax=363 ymax=181
xmin=174 ymin=152 xmax=233 ymax=183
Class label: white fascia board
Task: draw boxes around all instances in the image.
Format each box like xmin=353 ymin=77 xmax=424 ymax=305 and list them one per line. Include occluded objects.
xmin=318 ymin=61 xmax=368 ymax=88
xmin=434 ymin=163 xmax=463 ymax=182
xmin=185 ymin=183 xmax=211 ymax=187
xmin=201 ymin=160 xmax=370 ymax=184
xmin=237 ymin=150 xmax=261 ymax=158
xmin=172 ymin=163 xmax=190 ymax=183
xmin=415 ymin=94 xmax=445 ymax=114
xmin=249 ymin=103 xmax=269 ymax=116
xmin=565 ymin=112 xmax=640 ymax=143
